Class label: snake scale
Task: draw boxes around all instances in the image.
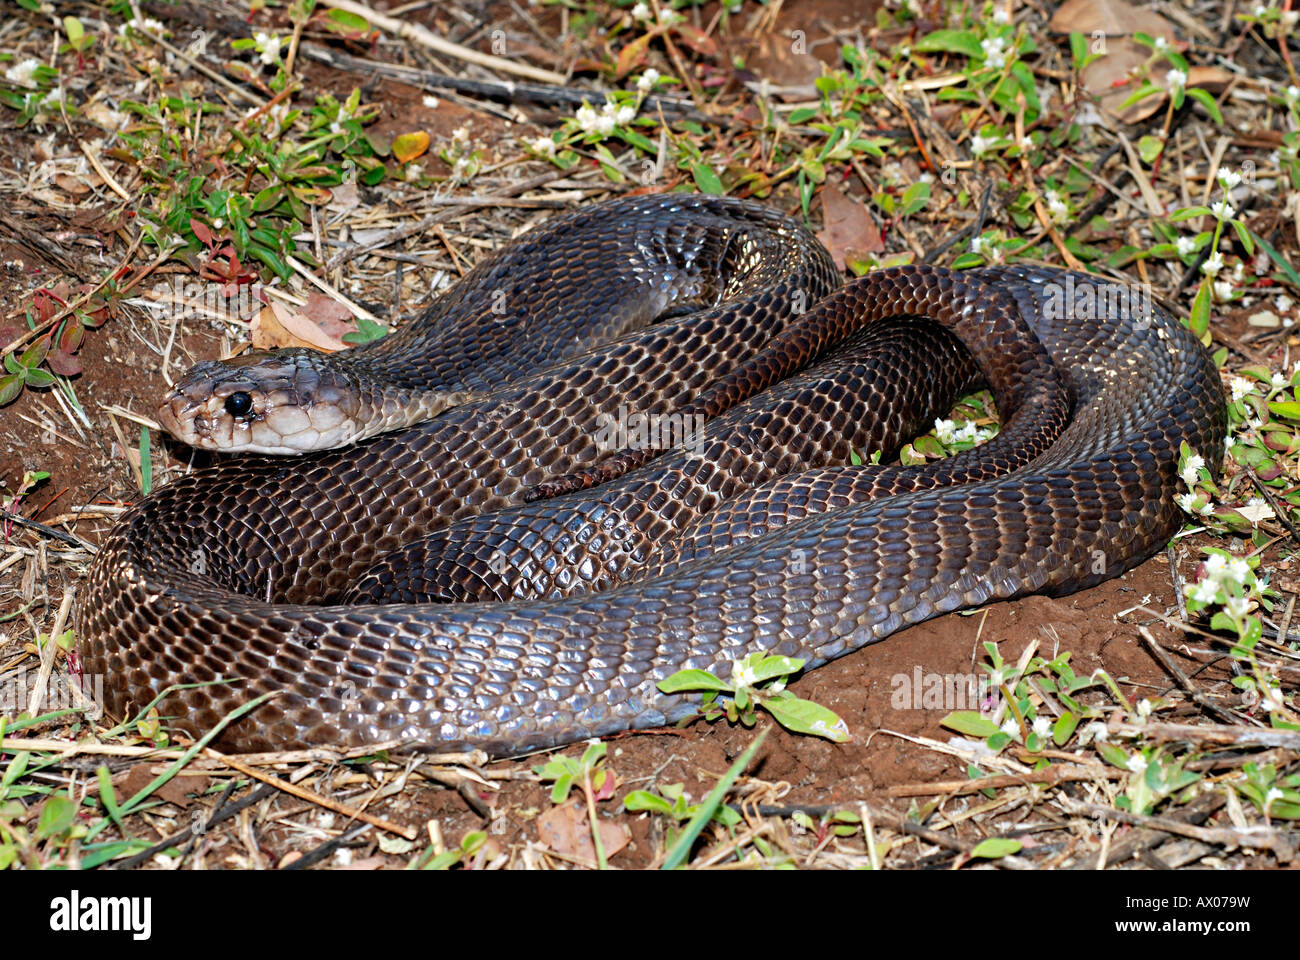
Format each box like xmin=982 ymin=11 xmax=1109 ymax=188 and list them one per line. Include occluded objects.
xmin=77 ymin=195 xmax=1226 ymax=755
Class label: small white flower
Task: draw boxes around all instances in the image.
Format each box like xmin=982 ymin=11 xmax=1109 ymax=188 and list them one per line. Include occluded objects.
xmin=992 ymin=7 xmax=1010 ymax=24
xmin=934 ymin=418 xmax=957 ymax=443
xmin=731 ymin=660 xmax=757 ymax=687
xmin=1136 ymin=698 xmax=1153 ymax=718
xmin=1214 ymin=279 xmax=1234 ymax=302
xmin=657 ymin=6 xmax=681 ymax=24
xmin=1224 ymin=594 xmax=1252 ymax=618
xmin=422 ymin=94 xmax=440 ymax=109
xmin=1202 ymin=252 xmax=1224 ymax=275
xmin=530 ymin=136 xmax=556 ymax=155
xmin=1230 ymin=377 xmax=1254 ymax=401
xmin=1226 ymin=557 xmax=1252 ymax=584
xmin=1018 ymin=135 xmax=1033 ymax=151
xmin=452 ymin=125 xmax=470 ymax=144
xmin=971 ymin=236 xmax=989 ymax=257
xmin=1167 ymin=69 xmax=1187 ymax=90
xmin=981 ymin=36 xmax=1008 ymax=69
xmin=1126 ymin=753 xmax=1149 ymax=773
xmin=1176 ymin=236 xmax=1196 ymax=256
xmin=254 ymin=32 xmax=282 ymax=66
xmin=1085 ymin=721 xmax=1109 ymax=742
xmin=1031 ymin=716 xmax=1051 ymax=737
xmin=1203 ymin=553 xmax=1228 ymax=579
xmin=631 ymin=2 xmax=651 ymax=22
xmin=1154 ymin=36 xmax=1169 ymax=52
xmin=1000 ymin=717 xmax=1021 ymax=738
xmin=970 ymin=134 xmax=996 ymax=156
xmin=1272 ymin=371 xmax=1288 ymax=389
xmin=1044 ymin=189 xmax=1069 ymax=223
xmin=1210 ymin=200 xmax=1236 ymax=221
xmin=1187 ymin=578 xmax=1220 ymax=604
xmin=1261 ymin=686 xmax=1286 ymax=711
xmin=575 ymin=104 xmax=599 ymax=133
xmin=637 ymin=68 xmax=660 ymax=92
xmin=1288 ymin=86 xmax=1300 ymax=103
xmin=1218 ymin=168 xmax=1243 ymax=190
xmin=1180 ymin=454 xmax=1205 ymax=485
xmin=1265 ymin=787 xmax=1285 ymax=806
xmin=4 ymin=58 xmax=41 ymax=85
xmin=616 ymin=105 xmax=636 ymax=125
xmin=1176 ymin=491 xmax=1199 ymax=514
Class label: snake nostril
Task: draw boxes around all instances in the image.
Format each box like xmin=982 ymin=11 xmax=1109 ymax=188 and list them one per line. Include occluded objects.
xmin=224 ymin=392 xmax=254 ymax=418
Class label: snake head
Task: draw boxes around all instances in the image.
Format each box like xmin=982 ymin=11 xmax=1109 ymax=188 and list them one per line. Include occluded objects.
xmin=157 ymin=350 xmax=369 ymax=455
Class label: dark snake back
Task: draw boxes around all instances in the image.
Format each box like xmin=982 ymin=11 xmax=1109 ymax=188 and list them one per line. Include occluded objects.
xmin=78 ymin=198 xmax=1226 ymax=755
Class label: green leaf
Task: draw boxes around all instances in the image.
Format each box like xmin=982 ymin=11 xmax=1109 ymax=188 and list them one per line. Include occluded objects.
xmin=658 ymin=669 xmax=732 ymax=694
xmin=1053 ymin=710 xmax=1078 ymax=746
xmin=96 ymin=765 xmax=122 ymax=829
xmin=342 ymin=315 xmax=389 ymax=345
xmin=324 ymin=9 xmax=370 ymax=33
xmin=970 ymin=837 xmax=1022 ymax=858
xmin=63 ymin=16 xmax=84 ymax=46
xmin=139 ymin=426 xmax=152 ymax=495
xmin=1097 ymin=742 xmax=1130 ymax=769
xmin=899 ymin=181 xmax=930 ymax=217
xmin=763 ymin=696 xmax=850 ymax=741
xmin=691 ymin=162 xmax=724 ymax=195
xmin=913 ymin=29 xmax=983 ymax=59
xmin=1118 ymin=83 xmax=1163 ymax=109
xmin=19 ymin=338 xmax=49 ymax=369
xmin=0 ymin=374 xmax=21 ymax=406
xmin=1136 ymin=135 xmax=1164 ymax=165
xmin=744 ymin=655 xmax=805 ymax=685
xmin=940 ymin=710 xmax=1000 ymax=738
xmin=1168 ymin=205 xmax=1212 ymax=221
xmin=1268 ymin=400 xmax=1300 ymax=419
xmin=36 ymin=793 xmax=77 ymax=840
xmin=788 ymin=107 xmax=819 ymax=124
xmin=623 ymin=790 xmax=674 ymax=815
xmin=1187 ymin=277 xmax=1212 ymax=340
xmin=1184 ymin=87 xmax=1223 ymax=124
xmin=1246 ymin=225 xmax=1300 ymax=291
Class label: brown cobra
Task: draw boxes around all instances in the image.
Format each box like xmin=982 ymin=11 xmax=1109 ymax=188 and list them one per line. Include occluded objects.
xmin=78 ymin=195 xmax=1226 ymax=755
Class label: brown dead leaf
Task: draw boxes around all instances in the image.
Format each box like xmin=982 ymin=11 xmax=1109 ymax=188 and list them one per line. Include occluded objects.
xmin=1048 ymin=0 xmax=1172 ymax=37
xmin=327 ymin=181 xmax=361 ymax=214
xmin=301 ymin=292 xmax=359 ymax=341
xmin=54 ymin=174 xmax=93 ymax=195
xmin=114 ymin=765 xmax=209 ymax=808
xmin=536 ymin=800 xmax=629 ymax=863
xmin=817 ymin=185 xmax=883 ymax=271
xmin=251 ymin=302 xmax=350 ymax=352
xmin=745 ymin=31 xmax=822 ymax=90
xmin=1050 ymin=0 xmax=1178 ymax=124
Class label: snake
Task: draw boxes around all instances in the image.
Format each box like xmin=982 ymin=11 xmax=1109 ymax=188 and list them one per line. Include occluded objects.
xmin=77 ymin=194 xmax=1227 ymax=756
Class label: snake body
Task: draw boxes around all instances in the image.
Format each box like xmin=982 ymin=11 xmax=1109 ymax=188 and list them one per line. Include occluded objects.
xmin=78 ymin=195 xmax=1226 ymax=755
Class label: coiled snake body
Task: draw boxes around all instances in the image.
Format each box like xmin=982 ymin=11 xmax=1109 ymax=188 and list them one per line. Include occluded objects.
xmin=79 ymin=195 xmax=1226 ymax=755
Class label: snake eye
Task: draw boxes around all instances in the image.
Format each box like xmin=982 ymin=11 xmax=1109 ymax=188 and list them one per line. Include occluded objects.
xmin=224 ymin=392 xmax=254 ymax=419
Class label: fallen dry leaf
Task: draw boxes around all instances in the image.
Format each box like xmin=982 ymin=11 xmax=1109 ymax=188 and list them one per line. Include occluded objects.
xmin=1050 ymin=0 xmax=1177 ymax=124
xmin=536 ymin=800 xmax=629 ymax=863
xmin=251 ymin=301 xmax=350 ymax=352
xmin=817 ymin=185 xmax=883 ymax=271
